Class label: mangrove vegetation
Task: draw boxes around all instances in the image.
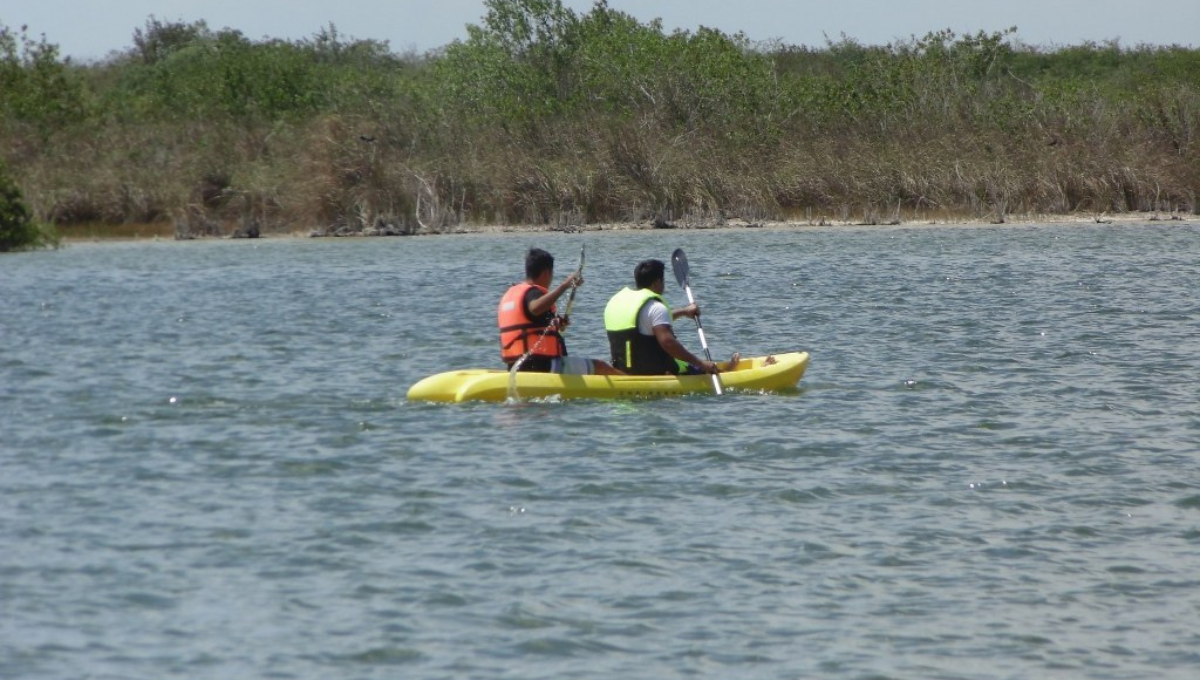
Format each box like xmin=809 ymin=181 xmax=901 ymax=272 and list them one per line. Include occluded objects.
xmin=2 ymin=0 xmax=1198 ymax=238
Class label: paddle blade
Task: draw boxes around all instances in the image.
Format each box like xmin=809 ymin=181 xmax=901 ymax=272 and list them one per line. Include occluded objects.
xmin=671 ymin=248 xmax=689 ymax=288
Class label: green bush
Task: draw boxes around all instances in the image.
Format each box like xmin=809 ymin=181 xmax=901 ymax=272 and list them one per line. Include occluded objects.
xmin=1 ymin=10 xmax=1198 ymax=231
xmin=0 ymin=24 xmax=88 ymax=138
xmin=0 ymin=161 xmax=56 ymax=251
xmin=105 ymin=19 xmax=409 ymax=123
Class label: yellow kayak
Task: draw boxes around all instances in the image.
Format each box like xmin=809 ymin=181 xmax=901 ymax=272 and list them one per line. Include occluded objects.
xmin=407 ymin=352 xmax=809 ymax=403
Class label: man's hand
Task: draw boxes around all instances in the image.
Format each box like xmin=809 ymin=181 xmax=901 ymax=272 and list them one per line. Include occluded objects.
xmin=673 ymin=303 xmax=700 ymax=320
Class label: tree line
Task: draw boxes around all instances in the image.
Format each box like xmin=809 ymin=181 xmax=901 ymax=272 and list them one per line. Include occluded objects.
xmin=2 ymin=0 xmax=1197 ymax=246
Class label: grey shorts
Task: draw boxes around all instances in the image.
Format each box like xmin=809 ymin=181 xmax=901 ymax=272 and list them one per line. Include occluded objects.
xmin=550 ymin=356 xmax=594 ymax=375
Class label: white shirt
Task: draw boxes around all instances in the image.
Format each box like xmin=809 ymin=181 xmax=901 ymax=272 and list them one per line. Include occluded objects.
xmin=636 ymin=299 xmax=671 ymax=335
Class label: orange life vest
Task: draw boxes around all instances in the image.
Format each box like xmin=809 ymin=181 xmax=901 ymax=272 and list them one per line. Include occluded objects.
xmin=498 ymin=282 xmax=565 ymax=362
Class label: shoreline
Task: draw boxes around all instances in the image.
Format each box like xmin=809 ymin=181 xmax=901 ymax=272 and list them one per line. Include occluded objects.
xmin=57 ymin=211 xmax=1198 ymax=243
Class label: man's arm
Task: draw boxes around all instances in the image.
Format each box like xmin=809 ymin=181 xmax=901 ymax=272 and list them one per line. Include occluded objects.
xmin=528 ymin=273 xmax=581 ymax=318
xmin=651 ymin=324 xmax=717 ymax=373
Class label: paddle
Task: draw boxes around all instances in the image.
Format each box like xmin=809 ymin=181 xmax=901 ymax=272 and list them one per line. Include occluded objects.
xmin=507 ymin=245 xmax=585 ymax=400
xmin=670 ymin=248 xmax=723 ymax=396
xmin=561 ymin=244 xmax=585 ymax=324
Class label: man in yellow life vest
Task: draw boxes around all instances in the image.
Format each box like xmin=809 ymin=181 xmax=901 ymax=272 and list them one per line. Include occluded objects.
xmin=604 ymin=259 xmax=729 ymax=375
xmin=498 ymin=248 xmax=623 ymax=375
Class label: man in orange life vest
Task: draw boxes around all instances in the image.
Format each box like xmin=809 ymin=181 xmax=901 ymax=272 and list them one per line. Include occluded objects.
xmin=498 ymin=248 xmax=623 ymax=375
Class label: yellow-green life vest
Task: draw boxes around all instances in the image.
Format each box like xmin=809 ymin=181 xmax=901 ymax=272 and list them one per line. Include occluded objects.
xmin=603 ymin=287 xmax=680 ymax=375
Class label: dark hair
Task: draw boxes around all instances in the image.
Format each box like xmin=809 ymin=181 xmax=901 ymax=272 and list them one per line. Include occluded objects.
xmin=634 ymin=259 xmax=665 ymax=289
xmin=525 ymin=248 xmax=554 ymax=279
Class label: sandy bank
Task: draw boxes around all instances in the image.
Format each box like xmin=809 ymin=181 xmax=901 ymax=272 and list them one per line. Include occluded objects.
xmin=58 ymin=211 xmax=1197 ymax=243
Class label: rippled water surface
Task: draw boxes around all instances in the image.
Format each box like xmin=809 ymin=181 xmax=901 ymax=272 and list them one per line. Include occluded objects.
xmin=3 ymin=222 xmax=1199 ymax=679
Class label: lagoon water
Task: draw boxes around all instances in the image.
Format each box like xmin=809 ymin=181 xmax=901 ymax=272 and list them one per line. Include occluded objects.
xmin=3 ymin=222 xmax=1199 ymax=679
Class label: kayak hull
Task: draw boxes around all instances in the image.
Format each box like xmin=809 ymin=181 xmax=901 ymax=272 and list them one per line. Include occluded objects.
xmin=407 ymin=352 xmax=809 ymax=403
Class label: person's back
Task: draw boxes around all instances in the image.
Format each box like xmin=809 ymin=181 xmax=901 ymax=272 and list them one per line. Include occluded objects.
xmin=604 ymin=284 xmax=678 ymax=375
xmin=499 ymin=249 xmax=567 ymax=371
xmin=499 ymin=247 xmax=624 ymax=376
xmin=604 ymin=258 xmax=720 ymax=376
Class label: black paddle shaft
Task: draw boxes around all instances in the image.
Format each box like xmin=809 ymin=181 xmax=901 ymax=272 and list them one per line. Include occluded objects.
xmin=670 ymin=248 xmax=722 ymax=395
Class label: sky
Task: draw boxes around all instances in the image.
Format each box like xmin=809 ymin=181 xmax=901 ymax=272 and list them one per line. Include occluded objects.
xmin=5 ymin=0 xmax=1198 ymax=63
